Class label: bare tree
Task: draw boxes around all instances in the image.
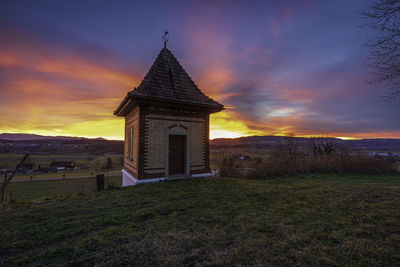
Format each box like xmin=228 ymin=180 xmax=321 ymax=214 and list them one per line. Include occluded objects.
xmin=362 ymin=0 xmax=400 ymax=106
xmin=1 ymin=154 xmax=29 ymax=203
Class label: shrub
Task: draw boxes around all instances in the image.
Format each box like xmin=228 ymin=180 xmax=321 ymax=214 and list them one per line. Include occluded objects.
xmin=246 ymin=136 xmax=396 ymax=179
xmin=247 ymin=152 xmax=396 ymax=180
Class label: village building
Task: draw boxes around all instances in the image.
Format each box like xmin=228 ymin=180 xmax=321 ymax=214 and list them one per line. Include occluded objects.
xmin=50 ymin=161 xmax=76 ymax=169
xmin=18 ymin=163 xmax=35 ymax=174
xmin=114 ymin=45 xmax=224 ymax=186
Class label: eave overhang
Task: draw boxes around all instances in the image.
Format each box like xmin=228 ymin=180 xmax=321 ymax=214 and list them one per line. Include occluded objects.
xmin=114 ymin=94 xmax=224 ymax=117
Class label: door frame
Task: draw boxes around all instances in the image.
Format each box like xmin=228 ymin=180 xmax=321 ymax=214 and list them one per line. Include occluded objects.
xmin=165 ymin=123 xmax=190 ymax=178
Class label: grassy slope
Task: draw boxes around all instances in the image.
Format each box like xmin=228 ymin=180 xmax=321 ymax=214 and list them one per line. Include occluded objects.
xmin=1 ymin=174 xmax=400 ymax=266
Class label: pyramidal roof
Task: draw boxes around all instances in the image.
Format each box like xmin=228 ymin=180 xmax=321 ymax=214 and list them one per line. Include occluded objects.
xmin=116 ymin=48 xmax=223 ymax=114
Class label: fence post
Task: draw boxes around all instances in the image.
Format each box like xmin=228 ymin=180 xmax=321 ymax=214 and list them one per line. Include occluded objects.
xmin=96 ymin=174 xmax=104 ymax=192
xmin=1 ymin=172 xmax=8 ymax=203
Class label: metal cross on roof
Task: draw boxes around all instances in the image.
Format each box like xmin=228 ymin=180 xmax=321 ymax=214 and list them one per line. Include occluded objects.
xmin=162 ymin=30 xmax=169 ymax=48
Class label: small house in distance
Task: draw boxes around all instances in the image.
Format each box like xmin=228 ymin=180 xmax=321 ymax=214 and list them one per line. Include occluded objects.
xmin=50 ymin=161 xmax=76 ymax=169
xmin=19 ymin=163 xmax=35 ymax=174
xmin=114 ymin=46 xmax=224 ymax=186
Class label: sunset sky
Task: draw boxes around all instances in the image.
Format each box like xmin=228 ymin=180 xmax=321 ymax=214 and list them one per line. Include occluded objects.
xmin=0 ymin=0 xmax=399 ymax=140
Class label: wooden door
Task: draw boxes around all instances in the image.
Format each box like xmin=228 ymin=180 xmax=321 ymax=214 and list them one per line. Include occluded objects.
xmin=169 ymin=135 xmax=186 ymax=175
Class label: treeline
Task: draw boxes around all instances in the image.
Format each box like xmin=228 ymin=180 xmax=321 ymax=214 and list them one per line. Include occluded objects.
xmin=0 ymin=139 xmax=124 ymax=155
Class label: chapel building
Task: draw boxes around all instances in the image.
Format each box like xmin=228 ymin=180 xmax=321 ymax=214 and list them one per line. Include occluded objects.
xmin=114 ymin=46 xmax=224 ymax=186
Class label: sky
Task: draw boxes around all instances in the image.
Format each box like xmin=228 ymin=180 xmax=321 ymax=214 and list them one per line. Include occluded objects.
xmin=0 ymin=0 xmax=399 ymax=140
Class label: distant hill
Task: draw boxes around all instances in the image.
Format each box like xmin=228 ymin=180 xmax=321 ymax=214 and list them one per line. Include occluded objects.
xmin=210 ymin=135 xmax=400 ymax=151
xmin=0 ymin=133 xmax=106 ymax=141
xmin=0 ymin=133 xmax=120 ymax=154
xmin=1 ymin=133 xmax=399 ymax=151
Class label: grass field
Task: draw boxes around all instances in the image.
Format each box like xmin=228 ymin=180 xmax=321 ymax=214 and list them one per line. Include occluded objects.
xmin=0 ymin=153 xmax=123 ymax=180
xmin=1 ymin=176 xmax=122 ymax=201
xmin=1 ymin=174 xmax=399 ymax=265
xmin=6 ymin=169 xmax=122 ymax=181
xmin=210 ymin=147 xmax=272 ymax=169
xmin=0 ymin=153 xmax=123 ymax=167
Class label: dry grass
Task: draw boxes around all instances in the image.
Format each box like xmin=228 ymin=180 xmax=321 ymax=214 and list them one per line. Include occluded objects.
xmin=244 ymin=138 xmax=397 ymax=179
xmin=248 ymin=154 xmax=396 ymax=179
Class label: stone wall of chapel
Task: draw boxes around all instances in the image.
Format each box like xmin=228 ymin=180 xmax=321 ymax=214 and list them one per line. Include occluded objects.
xmin=143 ymin=113 xmax=206 ymax=175
xmin=124 ymin=106 xmax=139 ymax=177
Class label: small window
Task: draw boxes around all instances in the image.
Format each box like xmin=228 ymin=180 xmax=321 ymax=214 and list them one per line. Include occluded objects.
xmin=126 ymin=127 xmax=134 ymax=161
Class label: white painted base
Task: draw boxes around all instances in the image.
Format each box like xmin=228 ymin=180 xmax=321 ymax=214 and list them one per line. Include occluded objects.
xmin=121 ymin=169 xmax=215 ymax=187
xmin=191 ymin=172 xmax=213 ymax=178
xmin=122 ymin=169 xmax=165 ymax=187
xmin=122 ymin=169 xmax=137 ymax=186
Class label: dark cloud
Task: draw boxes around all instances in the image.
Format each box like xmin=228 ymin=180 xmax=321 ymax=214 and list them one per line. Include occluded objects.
xmin=0 ymin=0 xmax=398 ymax=138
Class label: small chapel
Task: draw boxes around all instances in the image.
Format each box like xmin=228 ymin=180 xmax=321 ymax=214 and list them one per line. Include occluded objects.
xmin=114 ymin=41 xmax=224 ymax=186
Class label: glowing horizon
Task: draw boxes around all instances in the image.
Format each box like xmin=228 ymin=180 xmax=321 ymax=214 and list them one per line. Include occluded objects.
xmin=0 ymin=1 xmax=399 ymax=141
xmin=2 ymin=126 xmax=399 ymax=141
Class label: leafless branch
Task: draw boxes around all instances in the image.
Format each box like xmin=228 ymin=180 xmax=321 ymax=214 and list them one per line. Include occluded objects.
xmin=362 ymin=0 xmax=400 ymax=106
xmin=1 ymin=153 xmax=29 ymax=203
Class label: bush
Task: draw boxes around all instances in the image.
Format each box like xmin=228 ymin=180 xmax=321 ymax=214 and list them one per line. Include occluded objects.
xmin=247 ymin=153 xmax=396 ymax=180
xmin=102 ymin=158 xmax=113 ymax=170
xmin=246 ymin=136 xmax=396 ymax=179
xmin=219 ymin=136 xmax=397 ymax=179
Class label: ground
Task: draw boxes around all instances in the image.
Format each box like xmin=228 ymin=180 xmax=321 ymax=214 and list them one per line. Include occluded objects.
xmin=2 ymin=176 xmax=121 ymax=200
xmin=0 ymin=149 xmax=260 ymax=181
xmin=0 ymin=153 xmax=123 ymax=181
xmin=1 ymin=174 xmax=399 ymax=266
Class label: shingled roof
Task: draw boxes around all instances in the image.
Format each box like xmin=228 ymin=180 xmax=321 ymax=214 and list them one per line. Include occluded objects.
xmin=115 ymin=48 xmax=223 ymax=115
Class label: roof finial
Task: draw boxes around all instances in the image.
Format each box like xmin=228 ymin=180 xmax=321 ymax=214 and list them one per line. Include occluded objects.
xmin=162 ymin=29 xmax=169 ymax=48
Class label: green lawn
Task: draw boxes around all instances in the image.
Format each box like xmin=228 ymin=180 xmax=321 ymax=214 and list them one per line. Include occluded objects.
xmin=1 ymin=174 xmax=400 ymax=266
xmin=210 ymin=147 xmax=272 ymax=169
xmin=0 ymin=153 xmax=122 ymax=167
xmin=8 ymin=169 xmax=122 ymax=181
xmin=0 ymin=153 xmax=123 ymax=180
xmin=1 ymin=176 xmax=122 ymax=201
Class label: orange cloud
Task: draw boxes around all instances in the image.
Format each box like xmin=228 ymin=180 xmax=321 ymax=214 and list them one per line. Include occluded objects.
xmin=0 ymin=19 xmax=399 ymax=141
xmin=0 ymin=24 xmax=140 ymax=139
